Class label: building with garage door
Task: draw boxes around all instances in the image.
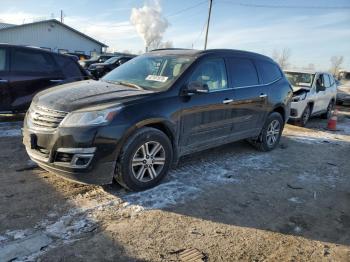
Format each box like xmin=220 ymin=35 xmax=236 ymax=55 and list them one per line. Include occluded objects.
xmin=0 ymin=19 xmax=107 ymax=57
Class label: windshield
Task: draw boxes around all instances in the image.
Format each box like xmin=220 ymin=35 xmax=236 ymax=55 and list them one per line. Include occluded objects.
xmin=102 ymin=55 xmax=194 ymax=90
xmin=104 ymin=56 xmax=121 ymax=64
xmin=285 ymin=72 xmax=315 ymax=87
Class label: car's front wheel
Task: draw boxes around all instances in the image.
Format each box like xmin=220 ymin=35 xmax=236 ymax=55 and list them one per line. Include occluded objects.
xmin=115 ymin=127 xmax=173 ymax=191
xmin=298 ymin=104 xmax=311 ymax=127
xmin=249 ymin=112 xmax=284 ymax=152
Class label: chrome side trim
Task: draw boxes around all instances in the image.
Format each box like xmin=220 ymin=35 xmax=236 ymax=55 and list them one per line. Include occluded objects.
xmin=207 ymin=77 xmax=282 ymax=93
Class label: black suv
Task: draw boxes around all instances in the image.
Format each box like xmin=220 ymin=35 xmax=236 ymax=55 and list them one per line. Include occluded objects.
xmin=79 ymin=54 xmax=118 ymax=69
xmin=0 ymin=44 xmax=89 ymax=113
xmin=23 ymin=49 xmax=292 ymax=191
xmin=88 ymin=55 xmax=136 ymax=79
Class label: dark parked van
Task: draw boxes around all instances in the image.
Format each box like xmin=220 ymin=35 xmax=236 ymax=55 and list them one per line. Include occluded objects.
xmin=23 ymin=49 xmax=292 ymax=191
xmin=0 ymin=44 xmax=89 ymax=113
xmin=88 ymin=55 xmax=136 ymax=79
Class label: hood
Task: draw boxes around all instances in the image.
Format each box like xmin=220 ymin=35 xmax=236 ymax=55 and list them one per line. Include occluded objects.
xmin=291 ymin=85 xmax=311 ymax=93
xmin=338 ymin=85 xmax=350 ymax=94
xmin=33 ymin=80 xmax=153 ymax=112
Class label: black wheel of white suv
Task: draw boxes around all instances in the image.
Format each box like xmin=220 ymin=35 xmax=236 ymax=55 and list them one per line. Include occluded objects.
xmin=298 ymin=104 xmax=311 ymax=127
xmin=249 ymin=112 xmax=284 ymax=152
xmin=115 ymin=127 xmax=173 ymax=191
xmin=321 ymin=101 xmax=334 ymax=119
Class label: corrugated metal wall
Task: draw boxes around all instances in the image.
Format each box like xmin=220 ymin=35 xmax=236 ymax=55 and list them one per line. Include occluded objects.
xmin=0 ymin=21 xmax=103 ymax=55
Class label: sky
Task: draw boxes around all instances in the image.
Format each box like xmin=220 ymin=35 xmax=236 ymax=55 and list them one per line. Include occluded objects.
xmin=0 ymin=0 xmax=350 ymax=70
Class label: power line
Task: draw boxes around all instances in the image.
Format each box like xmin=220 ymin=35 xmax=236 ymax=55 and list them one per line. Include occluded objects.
xmin=166 ymin=1 xmax=208 ymax=17
xmin=219 ymin=0 xmax=350 ymax=9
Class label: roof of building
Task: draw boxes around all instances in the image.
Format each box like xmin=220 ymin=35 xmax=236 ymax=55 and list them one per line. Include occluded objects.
xmin=0 ymin=19 xmax=108 ymax=47
xmin=0 ymin=22 xmax=15 ymax=30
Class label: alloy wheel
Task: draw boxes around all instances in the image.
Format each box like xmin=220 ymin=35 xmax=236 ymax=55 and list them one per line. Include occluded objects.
xmin=266 ymin=119 xmax=281 ymax=147
xmin=131 ymin=141 xmax=166 ymax=182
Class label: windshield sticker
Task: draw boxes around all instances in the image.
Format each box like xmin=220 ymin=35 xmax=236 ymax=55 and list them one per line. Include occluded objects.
xmin=146 ymin=75 xmax=168 ymax=82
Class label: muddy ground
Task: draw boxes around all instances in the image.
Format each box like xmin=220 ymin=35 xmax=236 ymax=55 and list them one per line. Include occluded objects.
xmin=0 ymin=107 xmax=349 ymax=261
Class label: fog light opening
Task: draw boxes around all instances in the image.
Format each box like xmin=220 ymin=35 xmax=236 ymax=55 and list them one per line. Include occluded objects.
xmin=71 ymin=154 xmax=94 ymax=168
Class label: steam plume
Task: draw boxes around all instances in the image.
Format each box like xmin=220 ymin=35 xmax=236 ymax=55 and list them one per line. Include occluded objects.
xmin=130 ymin=0 xmax=169 ymax=51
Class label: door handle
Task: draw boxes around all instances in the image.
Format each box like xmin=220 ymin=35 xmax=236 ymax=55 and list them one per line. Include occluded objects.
xmin=259 ymin=94 xmax=267 ymax=98
xmin=0 ymin=79 xmax=8 ymax=83
xmin=223 ymin=99 xmax=234 ymax=104
xmin=50 ymin=79 xmax=63 ymax=83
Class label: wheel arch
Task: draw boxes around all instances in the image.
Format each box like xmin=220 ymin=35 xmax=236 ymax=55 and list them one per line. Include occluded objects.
xmin=114 ymin=118 xmax=179 ymax=168
xmin=272 ymin=105 xmax=286 ymax=122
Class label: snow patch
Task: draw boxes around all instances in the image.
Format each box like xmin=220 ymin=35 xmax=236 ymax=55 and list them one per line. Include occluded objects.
xmin=288 ymin=197 xmax=303 ymax=204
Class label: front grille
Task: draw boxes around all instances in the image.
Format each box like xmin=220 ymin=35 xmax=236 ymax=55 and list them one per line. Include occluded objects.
xmin=28 ymin=105 xmax=68 ymax=131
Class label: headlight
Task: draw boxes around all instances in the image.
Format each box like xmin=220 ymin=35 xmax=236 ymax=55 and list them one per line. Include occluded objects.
xmin=60 ymin=107 xmax=122 ymax=127
xmin=292 ymin=92 xmax=307 ymax=102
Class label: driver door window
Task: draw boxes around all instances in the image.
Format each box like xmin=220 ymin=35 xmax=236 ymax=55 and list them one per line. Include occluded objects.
xmin=189 ymin=58 xmax=228 ymax=91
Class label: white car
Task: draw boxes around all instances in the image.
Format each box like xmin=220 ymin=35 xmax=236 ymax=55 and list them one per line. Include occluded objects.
xmin=284 ymin=70 xmax=337 ymax=126
xmin=336 ymin=71 xmax=350 ymax=105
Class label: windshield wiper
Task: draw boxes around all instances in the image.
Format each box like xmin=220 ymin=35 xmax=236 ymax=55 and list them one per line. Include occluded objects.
xmin=115 ymin=81 xmax=143 ymax=90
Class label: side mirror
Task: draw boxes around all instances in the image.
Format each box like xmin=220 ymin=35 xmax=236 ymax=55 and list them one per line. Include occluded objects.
xmin=183 ymin=81 xmax=209 ymax=95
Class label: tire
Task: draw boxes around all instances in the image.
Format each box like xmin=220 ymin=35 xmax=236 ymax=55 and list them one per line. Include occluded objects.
xmin=115 ymin=127 xmax=173 ymax=191
xmin=298 ymin=105 xmax=311 ymax=127
xmin=249 ymin=112 xmax=284 ymax=152
xmin=321 ymin=101 xmax=334 ymax=119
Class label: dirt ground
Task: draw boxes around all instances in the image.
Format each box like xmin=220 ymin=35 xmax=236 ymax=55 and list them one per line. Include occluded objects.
xmin=0 ymin=107 xmax=349 ymax=262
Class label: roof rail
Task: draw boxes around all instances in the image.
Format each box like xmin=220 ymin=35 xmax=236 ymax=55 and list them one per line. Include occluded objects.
xmin=149 ymin=48 xmax=193 ymax=52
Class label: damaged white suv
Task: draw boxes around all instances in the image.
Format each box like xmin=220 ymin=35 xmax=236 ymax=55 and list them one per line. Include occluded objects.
xmin=285 ymin=70 xmax=337 ymax=126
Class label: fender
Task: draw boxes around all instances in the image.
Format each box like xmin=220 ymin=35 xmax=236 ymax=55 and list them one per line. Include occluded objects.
xmin=112 ymin=117 xmax=179 ymax=168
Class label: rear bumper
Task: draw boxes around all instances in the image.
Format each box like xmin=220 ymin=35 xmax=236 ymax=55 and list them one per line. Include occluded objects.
xmin=337 ymin=93 xmax=350 ymax=103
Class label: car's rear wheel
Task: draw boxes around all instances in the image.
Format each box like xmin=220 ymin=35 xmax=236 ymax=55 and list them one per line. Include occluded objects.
xmin=321 ymin=101 xmax=334 ymax=119
xmin=115 ymin=127 xmax=173 ymax=191
xmin=298 ymin=105 xmax=311 ymax=127
xmin=249 ymin=112 xmax=284 ymax=152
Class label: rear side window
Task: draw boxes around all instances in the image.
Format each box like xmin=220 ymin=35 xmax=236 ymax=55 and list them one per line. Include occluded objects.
xmin=256 ymin=60 xmax=282 ymax=84
xmin=11 ymin=49 xmax=56 ymax=73
xmin=323 ymin=74 xmax=331 ymax=88
xmin=54 ymin=55 xmax=83 ymax=79
xmin=227 ymin=58 xmax=259 ymax=87
xmin=0 ymin=48 xmax=7 ymax=71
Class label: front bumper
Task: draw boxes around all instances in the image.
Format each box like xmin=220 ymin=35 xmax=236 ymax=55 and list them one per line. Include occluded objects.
xmin=289 ymin=100 xmax=308 ymax=120
xmin=23 ymin=121 xmax=122 ymax=185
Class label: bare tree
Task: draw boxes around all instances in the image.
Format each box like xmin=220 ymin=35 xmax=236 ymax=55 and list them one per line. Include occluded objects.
xmin=272 ymin=48 xmax=291 ymax=69
xmin=330 ymin=56 xmax=344 ymax=76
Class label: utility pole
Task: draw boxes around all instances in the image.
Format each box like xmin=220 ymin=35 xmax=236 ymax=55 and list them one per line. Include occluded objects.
xmin=204 ymin=0 xmax=213 ymax=50
xmin=60 ymin=10 xmax=64 ymax=23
